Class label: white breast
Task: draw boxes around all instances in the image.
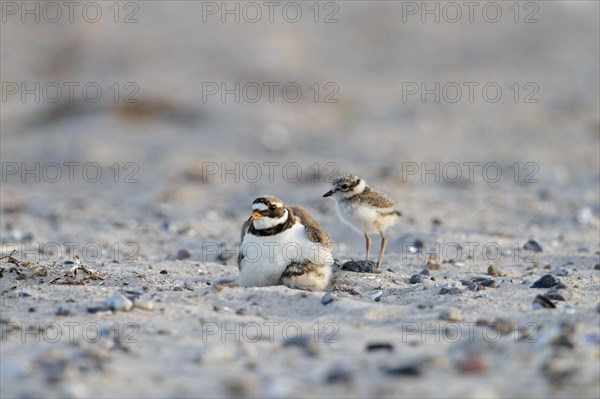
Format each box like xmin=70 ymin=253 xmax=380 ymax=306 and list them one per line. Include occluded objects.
xmin=238 ymin=222 xmax=333 ymax=287
xmin=336 ymin=201 xmax=396 ymax=233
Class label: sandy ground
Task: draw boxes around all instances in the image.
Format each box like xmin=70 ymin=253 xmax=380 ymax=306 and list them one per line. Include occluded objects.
xmin=1 ymin=1 xmax=599 ymax=398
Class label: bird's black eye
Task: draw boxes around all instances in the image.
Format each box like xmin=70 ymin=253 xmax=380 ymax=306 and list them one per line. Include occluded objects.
xmin=269 ymin=205 xmax=276 ymax=211
xmin=341 ymin=184 xmax=348 ymax=189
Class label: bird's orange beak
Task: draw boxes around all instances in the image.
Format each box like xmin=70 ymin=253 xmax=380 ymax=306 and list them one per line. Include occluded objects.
xmin=252 ymin=211 xmax=262 ymax=220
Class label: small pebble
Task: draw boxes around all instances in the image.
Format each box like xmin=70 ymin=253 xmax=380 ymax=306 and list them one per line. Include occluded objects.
xmin=530 ymin=274 xmax=566 ymax=289
xmin=370 ymin=291 xmax=383 ymax=302
xmin=406 ymin=240 xmax=424 ymax=253
xmin=419 ymin=268 xmax=430 ymax=276
xmin=325 ymin=365 xmax=354 ymax=384
xmin=456 ymin=355 xmax=488 ymax=374
xmin=198 ymin=345 xmax=237 ymax=364
xmin=439 ymin=282 xmax=464 ymax=295
xmin=553 ymin=267 xmax=569 ymax=276
xmin=439 ymin=308 xmax=463 ymax=322
xmin=55 ymin=307 xmax=71 ymax=316
xmin=133 ymin=300 xmax=154 ymax=311
xmin=523 ymin=239 xmax=543 ymax=252
xmin=470 ymin=277 xmax=498 ymax=288
xmin=160 ymin=270 xmax=168 ymax=275
xmin=282 ymin=335 xmax=319 ymax=356
xmin=545 ymin=288 xmax=573 ymax=301
xmin=87 ymin=306 xmax=110 ymax=314
xmin=487 ymin=264 xmax=503 ymax=277
xmin=594 ymin=264 xmax=600 ymax=271
xmin=410 ymin=274 xmax=423 ymax=284
xmin=321 ymin=292 xmax=335 ymax=305
xmin=217 ymin=252 xmax=233 ymax=262
xmin=365 ymin=342 xmax=394 ymax=352
xmin=341 ymin=260 xmax=377 ymax=273
xmin=461 ymin=280 xmax=478 ymax=291
xmin=175 ymin=249 xmax=191 ymax=260
xmin=106 ymin=293 xmax=133 ymax=312
xmin=490 ymin=319 xmax=517 ymax=335
xmin=427 ymin=258 xmax=442 ymax=270
xmin=533 ymin=294 xmax=556 ymax=309
xmin=382 ymin=355 xmax=433 ymax=377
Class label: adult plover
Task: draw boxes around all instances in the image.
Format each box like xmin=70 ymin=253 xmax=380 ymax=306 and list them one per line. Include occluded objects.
xmin=237 ymin=196 xmax=334 ymax=290
xmin=323 ymin=175 xmax=401 ymax=270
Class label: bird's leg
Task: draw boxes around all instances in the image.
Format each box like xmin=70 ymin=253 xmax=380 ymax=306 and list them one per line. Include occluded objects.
xmin=364 ymin=233 xmax=371 ymax=262
xmin=376 ymin=231 xmax=388 ymax=270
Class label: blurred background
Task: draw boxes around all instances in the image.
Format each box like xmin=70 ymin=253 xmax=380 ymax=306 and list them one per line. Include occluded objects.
xmin=1 ymin=0 xmax=599 ymax=262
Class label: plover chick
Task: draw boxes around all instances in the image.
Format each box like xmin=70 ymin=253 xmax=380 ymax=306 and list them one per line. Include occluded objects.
xmin=237 ymin=196 xmax=334 ymax=290
xmin=323 ymin=174 xmax=401 ymax=270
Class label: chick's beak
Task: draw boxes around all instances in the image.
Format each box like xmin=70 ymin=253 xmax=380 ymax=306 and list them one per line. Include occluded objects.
xmin=251 ymin=211 xmax=262 ymax=220
xmin=323 ymin=190 xmax=334 ymax=198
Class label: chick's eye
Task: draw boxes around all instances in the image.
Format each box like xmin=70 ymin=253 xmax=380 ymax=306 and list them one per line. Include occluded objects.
xmin=341 ymin=184 xmax=348 ymax=189
xmin=269 ymin=205 xmax=276 ymax=211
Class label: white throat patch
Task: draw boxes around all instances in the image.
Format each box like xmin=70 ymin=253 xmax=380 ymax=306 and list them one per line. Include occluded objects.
xmin=253 ymin=209 xmax=288 ymax=230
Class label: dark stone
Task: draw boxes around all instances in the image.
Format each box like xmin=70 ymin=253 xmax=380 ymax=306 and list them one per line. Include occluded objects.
xmin=439 ymin=287 xmax=463 ymax=295
xmin=325 ymin=365 xmax=353 ymax=384
xmin=523 ymin=240 xmax=543 ymax=252
xmin=533 ymin=295 xmax=556 ymax=309
xmin=460 ymin=280 xmax=478 ymax=291
xmin=321 ymin=292 xmax=335 ymax=305
xmin=531 ymin=274 xmax=565 ymax=289
xmin=366 ymin=343 xmax=394 ymax=352
xmin=471 ymin=277 xmax=498 ymax=288
xmin=383 ymin=365 xmax=422 ymax=376
xmin=160 ymin=270 xmax=168 ymax=275
xmin=123 ymin=289 xmax=144 ymax=301
xmin=544 ymin=293 xmax=565 ymax=301
xmin=55 ymin=307 xmax=71 ymax=316
xmin=410 ymin=274 xmax=423 ymax=284
xmin=282 ymin=335 xmax=318 ymax=356
xmin=175 ymin=249 xmax=191 ymax=260
xmin=87 ymin=306 xmax=110 ymax=314
xmin=341 ymin=260 xmax=377 ymax=273
xmin=217 ymin=252 xmax=233 ymax=262
xmin=382 ymin=356 xmax=433 ymax=377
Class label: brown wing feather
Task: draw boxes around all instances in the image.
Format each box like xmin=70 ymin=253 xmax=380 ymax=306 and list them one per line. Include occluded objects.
xmin=305 ymin=225 xmax=332 ymax=250
xmin=237 ymin=251 xmax=244 ymax=271
xmin=291 ymin=206 xmax=322 ymax=228
xmin=290 ymin=206 xmax=332 ymax=250
xmin=238 ymin=217 xmax=252 ymax=271
xmin=356 ymin=187 xmax=396 ymax=209
xmin=240 ymin=217 xmax=252 ymax=242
